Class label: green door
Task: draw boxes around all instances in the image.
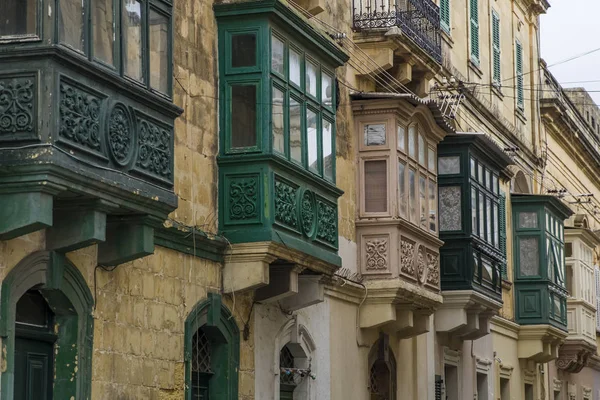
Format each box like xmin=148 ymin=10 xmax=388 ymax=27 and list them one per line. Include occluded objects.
xmin=14 ymin=290 xmax=56 ymax=400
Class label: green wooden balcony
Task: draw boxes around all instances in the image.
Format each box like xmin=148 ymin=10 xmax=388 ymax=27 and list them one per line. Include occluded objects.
xmin=512 ymin=194 xmax=573 ymax=331
xmin=0 ymin=0 xmax=180 ymax=264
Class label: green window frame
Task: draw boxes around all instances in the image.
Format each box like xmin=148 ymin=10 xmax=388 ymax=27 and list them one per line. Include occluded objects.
xmin=270 ymin=30 xmax=337 ymax=183
xmin=184 ymin=293 xmax=240 ymax=400
xmin=56 ymin=0 xmax=173 ymax=96
xmin=469 ymin=0 xmax=480 ymax=65
xmin=491 ymin=10 xmax=501 ymax=86
xmin=0 ymin=251 xmax=94 ymax=400
xmin=469 ymin=157 xmax=500 ymax=249
xmin=440 ymin=0 xmax=450 ymax=33
xmin=499 ymin=190 xmax=507 ymax=279
xmin=515 ymin=39 xmax=524 ymax=110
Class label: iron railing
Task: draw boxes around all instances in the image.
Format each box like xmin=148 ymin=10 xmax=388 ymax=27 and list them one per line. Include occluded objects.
xmin=353 ymin=0 xmax=442 ymax=64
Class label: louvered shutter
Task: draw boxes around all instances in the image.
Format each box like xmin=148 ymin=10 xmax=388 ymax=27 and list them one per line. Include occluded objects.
xmin=440 ymin=0 xmax=450 ymax=33
xmin=499 ymin=191 xmax=507 ymax=279
xmin=516 ymin=40 xmax=524 ymax=109
xmin=595 ymin=266 xmax=600 ymax=332
xmin=470 ymin=0 xmax=480 ymax=64
xmin=492 ymin=11 xmax=501 ymax=85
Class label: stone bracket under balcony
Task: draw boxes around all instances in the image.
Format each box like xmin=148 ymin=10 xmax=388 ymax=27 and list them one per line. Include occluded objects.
xmin=358 ymin=279 xmax=442 ymax=338
xmin=556 ymin=339 xmax=597 ymax=373
xmin=435 ymin=290 xmax=502 ymax=343
xmin=517 ymin=325 xmax=567 ymax=363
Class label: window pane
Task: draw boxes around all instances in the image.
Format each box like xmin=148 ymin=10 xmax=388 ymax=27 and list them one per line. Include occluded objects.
xmin=272 ymin=87 xmax=284 ymax=154
xmin=439 ymin=186 xmax=462 ymax=231
xmin=493 ymin=203 xmax=499 ymax=248
xmin=486 ymin=197 xmax=492 ymax=243
xmin=0 ymin=0 xmax=37 ymax=36
xmin=322 ymin=74 xmax=333 ymax=107
xmin=271 ymin=35 xmax=284 ymax=75
xmin=485 ymin=169 xmax=491 ymax=191
xmin=16 ymin=291 xmax=51 ymax=327
xmin=59 ymin=0 xmax=85 ymax=51
xmin=93 ymin=0 xmax=114 ymax=65
xmin=408 ymin=126 xmax=416 ymax=158
xmin=438 ymin=156 xmax=461 ymax=175
xmin=429 ymin=179 xmax=436 ymax=231
xmin=519 ymin=237 xmax=540 ymax=276
xmin=418 ymin=134 xmax=425 ymax=166
xmin=428 ymin=147 xmax=435 ymax=172
xmin=420 ymin=176 xmax=427 ymax=228
xmin=478 ymin=164 xmax=484 ymax=184
xmin=478 ymin=191 xmax=484 ymax=236
xmin=470 ymin=157 xmax=476 ymax=178
xmin=123 ymin=0 xmax=143 ymax=81
xmin=493 ymin=175 xmax=498 ymax=195
xmin=519 ymin=212 xmax=538 ymax=229
xmin=306 ymin=62 xmax=317 ymax=97
xmin=364 ymin=124 xmax=386 ymax=146
xmin=323 ymin=119 xmax=333 ymax=180
xmin=307 ymin=109 xmax=318 ymax=172
xmin=398 ymin=162 xmax=406 ymax=218
xmin=409 ymin=168 xmax=417 ymax=222
xmin=471 ymin=187 xmax=477 ymax=235
xmin=290 ymin=49 xmax=301 ymax=86
xmin=365 ymin=161 xmax=387 ymax=212
xmin=290 ymin=98 xmax=302 ymax=163
xmin=231 ymin=85 xmax=256 ymax=148
xmin=397 ymin=125 xmax=406 ymax=152
xmin=149 ymin=9 xmax=169 ymax=93
xmin=231 ymin=33 xmax=256 ymax=68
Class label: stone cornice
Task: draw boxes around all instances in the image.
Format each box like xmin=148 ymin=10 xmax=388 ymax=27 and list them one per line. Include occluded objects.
xmin=154 ymin=220 xmax=228 ymax=263
xmin=363 ymin=277 xmax=443 ymax=309
xmin=490 ymin=316 xmax=520 ymax=340
xmin=556 ymin=338 xmax=598 ymax=373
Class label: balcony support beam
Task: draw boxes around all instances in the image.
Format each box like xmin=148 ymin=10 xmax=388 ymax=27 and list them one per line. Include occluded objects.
xmin=255 ymin=264 xmax=302 ymax=303
xmin=279 ymin=275 xmax=325 ymax=312
xmin=0 ymin=192 xmax=53 ymax=240
xmin=517 ymin=324 xmax=566 ymax=363
xmin=97 ymin=216 xmax=155 ymax=266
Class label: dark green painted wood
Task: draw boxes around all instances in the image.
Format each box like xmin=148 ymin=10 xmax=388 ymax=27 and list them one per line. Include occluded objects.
xmin=184 ymin=293 xmax=240 ymax=400
xmin=14 ymin=337 xmax=54 ymax=400
xmin=98 ymin=217 xmax=155 ymax=266
xmin=46 ymin=209 xmax=107 ymax=253
xmin=0 ymin=192 xmax=53 ymax=240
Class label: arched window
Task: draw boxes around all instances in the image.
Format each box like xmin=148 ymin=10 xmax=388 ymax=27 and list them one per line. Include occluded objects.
xmin=368 ymin=334 xmax=397 ymax=400
xmin=0 ymin=251 xmax=94 ymax=400
xmin=279 ymin=345 xmax=297 ymax=399
xmin=184 ymin=293 xmax=239 ymax=400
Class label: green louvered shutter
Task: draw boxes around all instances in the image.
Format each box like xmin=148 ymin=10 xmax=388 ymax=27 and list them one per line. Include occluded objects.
xmin=516 ymin=40 xmax=524 ymax=109
xmin=499 ymin=191 xmax=507 ymax=279
xmin=440 ymin=0 xmax=450 ymax=33
xmin=470 ymin=0 xmax=480 ymax=64
xmin=492 ymin=11 xmax=501 ymax=85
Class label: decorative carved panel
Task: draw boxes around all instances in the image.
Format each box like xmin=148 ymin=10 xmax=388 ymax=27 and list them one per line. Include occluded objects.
xmin=274 ymin=179 xmax=299 ymax=230
xmin=400 ymin=238 xmax=416 ymax=277
xmin=439 ymin=186 xmax=462 ymax=231
xmin=132 ymin=112 xmax=173 ymax=184
xmin=426 ymin=252 xmax=439 ymax=286
xmin=316 ymin=198 xmax=337 ymax=246
xmin=107 ymin=102 xmax=135 ymax=166
xmin=0 ymin=74 xmax=36 ymax=141
xmin=365 ymin=238 xmax=388 ymax=271
xmin=417 ymin=245 xmax=427 ymax=283
xmin=300 ymin=189 xmax=316 ymax=237
xmin=228 ymin=176 xmax=259 ymax=222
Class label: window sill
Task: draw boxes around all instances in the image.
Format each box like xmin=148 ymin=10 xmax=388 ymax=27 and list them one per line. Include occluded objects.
xmin=468 ymin=60 xmax=483 ymax=79
xmin=515 ymin=107 xmax=527 ymax=124
xmin=441 ymin=30 xmax=453 ymax=48
xmin=491 ymin=84 xmax=503 ymax=100
xmin=501 ymin=279 xmax=512 ymax=290
xmin=0 ymin=34 xmax=41 ymax=44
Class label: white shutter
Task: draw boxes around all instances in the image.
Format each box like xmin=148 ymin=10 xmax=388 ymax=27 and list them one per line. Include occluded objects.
xmin=595 ymin=266 xmax=600 ymax=332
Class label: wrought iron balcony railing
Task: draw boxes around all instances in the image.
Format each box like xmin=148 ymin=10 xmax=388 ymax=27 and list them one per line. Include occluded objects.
xmin=353 ymin=0 xmax=442 ymax=64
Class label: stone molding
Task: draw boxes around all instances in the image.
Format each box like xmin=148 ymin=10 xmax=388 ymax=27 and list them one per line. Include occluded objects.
xmin=517 ymin=324 xmax=567 ymax=362
xmin=556 ymin=338 xmax=597 ymax=373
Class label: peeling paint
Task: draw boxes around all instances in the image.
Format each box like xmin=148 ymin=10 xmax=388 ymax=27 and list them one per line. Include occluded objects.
xmin=1 ymin=344 xmax=7 ymax=373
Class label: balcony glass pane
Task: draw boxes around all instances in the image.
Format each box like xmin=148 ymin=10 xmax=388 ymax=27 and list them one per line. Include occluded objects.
xmin=519 ymin=212 xmax=538 ymax=229
xmin=473 ymin=254 xmax=479 ymax=278
xmin=93 ymin=0 xmax=114 ymax=65
xmin=439 ymin=186 xmax=461 ymax=231
xmin=231 ymin=85 xmax=257 ymax=148
xmin=290 ymin=49 xmax=301 ymax=86
xmin=428 ymin=147 xmax=436 ymax=172
xmin=408 ymin=126 xmax=416 ymax=158
xmin=409 ymin=168 xmax=417 ymax=222
xmin=123 ymin=0 xmax=143 ymax=81
xmin=418 ymin=134 xmax=425 ymax=166
xmin=272 ymin=87 xmax=284 ymax=154
xmin=60 ymin=0 xmax=85 ymax=51
xmin=470 ymin=157 xmax=476 ymax=178
xmin=471 ymin=187 xmax=477 ymax=235
xmin=0 ymin=0 xmax=36 ymax=36
xmin=397 ymin=126 xmax=406 ymax=152
xmin=364 ymin=124 xmax=386 ymax=146
xmin=492 ymin=175 xmax=498 ymax=195
xmin=149 ymin=9 xmax=169 ymax=93
xmin=554 ymin=296 xmax=562 ymax=319
xmin=493 ymin=203 xmax=499 ymax=248
xmin=478 ymin=164 xmax=484 ymax=184
xmin=478 ymin=192 xmax=484 ymax=237
xmin=486 ymin=197 xmax=492 ymax=243
xmin=231 ymin=33 xmax=256 ymax=68
xmin=290 ymin=98 xmax=302 ymax=163
xmin=429 ymin=179 xmax=436 ymax=232
xmin=323 ymin=119 xmax=333 ymax=181
xmin=420 ymin=176 xmax=427 ymax=228
xmin=398 ymin=163 xmax=406 ymax=218
xmin=271 ymin=35 xmax=285 ymax=75
xmin=307 ymin=109 xmax=318 ymax=172
xmin=438 ymin=156 xmax=460 ymax=175
xmin=485 ymin=170 xmax=491 ymax=191
xmin=482 ymin=260 xmax=493 ymax=282
xmin=365 ymin=160 xmax=387 ymax=213
xmin=322 ymin=74 xmax=333 ymax=107
xmin=306 ymin=61 xmax=317 ymax=97
xmin=519 ymin=237 xmax=540 ymax=276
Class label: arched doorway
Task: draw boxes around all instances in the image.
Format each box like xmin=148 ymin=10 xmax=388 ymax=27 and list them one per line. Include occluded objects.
xmin=368 ymin=334 xmax=397 ymax=400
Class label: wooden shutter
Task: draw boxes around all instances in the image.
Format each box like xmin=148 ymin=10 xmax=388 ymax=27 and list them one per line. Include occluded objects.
xmin=470 ymin=0 xmax=480 ymax=64
xmin=492 ymin=11 xmax=501 ymax=85
xmin=499 ymin=191 xmax=507 ymax=279
xmin=516 ymin=40 xmax=524 ymax=109
xmin=365 ymin=160 xmax=388 ymax=213
xmin=440 ymin=0 xmax=450 ymax=32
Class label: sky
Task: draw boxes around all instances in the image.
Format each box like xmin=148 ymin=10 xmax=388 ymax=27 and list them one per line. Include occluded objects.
xmin=540 ymin=0 xmax=600 ymax=106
